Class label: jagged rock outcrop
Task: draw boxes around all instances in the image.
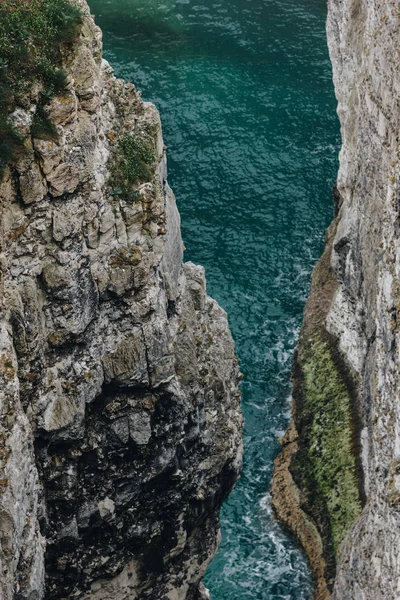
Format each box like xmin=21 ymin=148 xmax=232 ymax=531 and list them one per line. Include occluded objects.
xmin=272 ymin=1 xmax=400 ymax=599
xmin=0 ymin=3 xmax=242 ymax=599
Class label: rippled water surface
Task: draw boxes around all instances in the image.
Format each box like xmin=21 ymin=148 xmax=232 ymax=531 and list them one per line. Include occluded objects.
xmin=87 ymin=0 xmax=340 ymax=597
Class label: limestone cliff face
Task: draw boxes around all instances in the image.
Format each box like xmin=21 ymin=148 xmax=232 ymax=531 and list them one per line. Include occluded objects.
xmin=0 ymin=3 xmax=242 ymax=599
xmin=272 ymin=1 xmax=400 ymax=599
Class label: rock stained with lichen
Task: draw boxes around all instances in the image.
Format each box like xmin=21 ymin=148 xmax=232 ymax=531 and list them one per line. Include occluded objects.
xmin=0 ymin=2 xmax=243 ymax=599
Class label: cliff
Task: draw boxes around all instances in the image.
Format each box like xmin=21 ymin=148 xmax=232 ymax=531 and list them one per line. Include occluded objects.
xmin=0 ymin=2 xmax=243 ymax=599
xmin=272 ymin=1 xmax=400 ymax=599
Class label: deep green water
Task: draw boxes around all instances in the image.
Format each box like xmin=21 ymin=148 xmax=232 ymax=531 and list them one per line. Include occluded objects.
xmin=87 ymin=1 xmax=340 ymax=597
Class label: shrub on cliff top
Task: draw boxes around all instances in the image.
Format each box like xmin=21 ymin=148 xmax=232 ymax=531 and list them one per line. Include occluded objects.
xmin=0 ymin=0 xmax=83 ymax=173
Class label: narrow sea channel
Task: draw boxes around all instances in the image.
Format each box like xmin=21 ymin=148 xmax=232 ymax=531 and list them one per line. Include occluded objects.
xmin=88 ymin=1 xmax=340 ymax=597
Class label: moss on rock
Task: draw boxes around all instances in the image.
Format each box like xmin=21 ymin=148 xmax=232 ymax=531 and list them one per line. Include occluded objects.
xmin=292 ymin=333 xmax=362 ymax=586
xmin=300 ymin=339 xmax=361 ymax=548
xmin=272 ymin=214 xmax=365 ymax=597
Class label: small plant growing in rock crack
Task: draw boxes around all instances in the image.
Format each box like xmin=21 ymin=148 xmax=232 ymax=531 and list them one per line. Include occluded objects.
xmin=110 ymin=131 xmax=155 ymax=202
xmin=0 ymin=0 xmax=83 ymax=174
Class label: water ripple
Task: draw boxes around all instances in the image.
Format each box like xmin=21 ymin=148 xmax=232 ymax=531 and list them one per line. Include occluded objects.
xmin=88 ymin=0 xmax=340 ymax=597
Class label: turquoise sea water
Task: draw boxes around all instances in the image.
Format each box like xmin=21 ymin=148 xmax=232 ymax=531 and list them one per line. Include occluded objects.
xmin=87 ymin=1 xmax=340 ymax=597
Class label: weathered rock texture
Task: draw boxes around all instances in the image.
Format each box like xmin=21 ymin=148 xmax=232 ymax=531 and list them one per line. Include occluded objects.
xmin=0 ymin=3 xmax=242 ymax=599
xmin=272 ymin=1 xmax=400 ymax=599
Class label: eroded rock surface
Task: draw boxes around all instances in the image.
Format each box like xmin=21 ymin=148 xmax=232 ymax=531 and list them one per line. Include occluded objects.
xmin=0 ymin=3 xmax=242 ymax=599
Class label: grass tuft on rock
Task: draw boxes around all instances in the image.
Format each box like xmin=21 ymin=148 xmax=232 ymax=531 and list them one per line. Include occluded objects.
xmin=0 ymin=0 xmax=83 ymax=173
xmin=110 ymin=131 xmax=156 ymax=201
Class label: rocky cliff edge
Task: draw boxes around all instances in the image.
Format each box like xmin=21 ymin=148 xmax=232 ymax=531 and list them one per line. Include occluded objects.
xmin=0 ymin=2 xmax=243 ymax=599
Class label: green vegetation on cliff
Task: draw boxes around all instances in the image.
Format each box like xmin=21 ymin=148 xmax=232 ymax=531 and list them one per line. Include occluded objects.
xmin=0 ymin=0 xmax=83 ymax=173
xmin=293 ymin=335 xmax=362 ymax=579
xmin=110 ymin=131 xmax=156 ymax=201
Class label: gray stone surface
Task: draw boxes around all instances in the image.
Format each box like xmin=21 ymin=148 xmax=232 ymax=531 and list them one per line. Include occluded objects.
xmin=325 ymin=1 xmax=400 ymax=598
xmin=0 ymin=3 xmax=242 ymax=599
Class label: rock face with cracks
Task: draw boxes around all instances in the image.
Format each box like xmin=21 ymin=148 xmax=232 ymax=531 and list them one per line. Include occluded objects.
xmin=272 ymin=1 xmax=400 ymax=599
xmin=0 ymin=3 xmax=242 ymax=599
